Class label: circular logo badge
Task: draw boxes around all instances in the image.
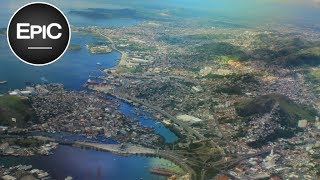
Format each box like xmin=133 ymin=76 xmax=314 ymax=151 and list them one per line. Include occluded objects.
xmin=7 ymin=2 xmax=71 ymax=66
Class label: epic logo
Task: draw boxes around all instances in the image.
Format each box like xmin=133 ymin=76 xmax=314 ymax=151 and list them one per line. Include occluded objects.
xmin=7 ymin=2 xmax=71 ymax=66
xmin=17 ymin=23 xmax=62 ymax=40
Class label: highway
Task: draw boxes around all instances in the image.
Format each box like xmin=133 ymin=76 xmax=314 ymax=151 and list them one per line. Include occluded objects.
xmin=207 ymin=148 xmax=272 ymax=169
xmin=110 ymin=90 xmax=207 ymax=141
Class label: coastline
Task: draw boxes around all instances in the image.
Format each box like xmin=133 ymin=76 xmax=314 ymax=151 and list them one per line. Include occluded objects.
xmin=0 ymin=31 xmax=191 ymax=179
xmin=73 ymin=141 xmax=193 ymax=178
xmin=95 ymin=32 xmax=128 ymax=69
xmin=73 ymin=28 xmax=129 ymax=72
xmin=77 ymin=31 xmax=193 ymax=178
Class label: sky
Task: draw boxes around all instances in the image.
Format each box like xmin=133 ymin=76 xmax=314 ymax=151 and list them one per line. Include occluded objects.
xmin=0 ymin=0 xmax=319 ymax=27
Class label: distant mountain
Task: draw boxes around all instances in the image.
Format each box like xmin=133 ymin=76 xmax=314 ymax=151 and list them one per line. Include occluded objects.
xmin=69 ymin=8 xmax=172 ymax=21
xmin=252 ymin=34 xmax=320 ymax=67
xmin=0 ymin=95 xmax=38 ymax=128
xmin=69 ymin=8 xmax=139 ymax=20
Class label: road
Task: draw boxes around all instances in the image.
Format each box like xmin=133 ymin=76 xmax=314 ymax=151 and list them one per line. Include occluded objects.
xmin=208 ymin=148 xmax=271 ymax=169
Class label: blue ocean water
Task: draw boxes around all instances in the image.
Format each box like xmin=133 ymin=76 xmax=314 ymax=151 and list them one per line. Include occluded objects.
xmin=0 ymin=33 xmax=119 ymax=93
xmin=0 ymin=32 xmax=179 ymax=143
xmin=0 ymin=145 xmax=183 ymax=180
xmin=0 ymin=2 xmax=180 ymax=177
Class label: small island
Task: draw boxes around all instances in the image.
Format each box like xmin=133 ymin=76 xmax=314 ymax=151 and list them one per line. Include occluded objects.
xmin=68 ymin=44 xmax=82 ymax=51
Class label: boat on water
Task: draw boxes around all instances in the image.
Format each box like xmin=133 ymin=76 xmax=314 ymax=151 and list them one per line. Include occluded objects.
xmin=0 ymin=81 xmax=7 ymax=85
xmin=150 ymin=168 xmax=174 ymax=176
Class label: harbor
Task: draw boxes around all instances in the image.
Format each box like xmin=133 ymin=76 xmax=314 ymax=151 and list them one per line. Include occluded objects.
xmin=0 ymin=145 xmax=185 ymax=180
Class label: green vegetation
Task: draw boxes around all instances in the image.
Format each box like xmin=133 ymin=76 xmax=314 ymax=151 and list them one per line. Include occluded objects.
xmin=194 ymin=42 xmax=248 ymax=61
xmin=189 ymin=142 xmax=203 ymax=149
xmin=254 ymin=35 xmax=311 ymax=57
xmin=252 ymin=34 xmax=320 ymax=66
xmin=0 ymin=95 xmax=38 ymax=128
xmin=9 ymin=138 xmax=46 ymax=148
xmin=88 ymin=46 xmax=112 ymax=54
xmin=203 ymin=73 xmax=259 ymax=88
xmin=236 ymin=94 xmax=318 ymax=147
xmin=236 ymin=94 xmax=317 ymax=126
xmin=282 ymin=47 xmax=320 ymax=67
xmin=186 ymin=67 xmax=201 ymax=73
xmin=207 ymin=154 xmax=223 ymax=162
xmin=130 ymin=66 xmax=145 ymax=73
xmin=316 ymin=165 xmax=320 ymax=176
xmin=216 ymin=55 xmax=235 ymax=62
xmin=234 ymin=128 xmax=246 ymax=138
xmin=307 ymin=69 xmax=320 ymax=97
xmin=68 ymin=44 xmax=82 ymax=51
xmin=87 ymin=42 xmax=112 ymax=54
xmin=302 ymin=47 xmax=320 ymax=56
xmin=215 ymin=85 xmax=242 ymax=95
xmin=115 ymin=66 xmax=145 ymax=74
xmin=307 ymin=68 xmax=320 ymax=83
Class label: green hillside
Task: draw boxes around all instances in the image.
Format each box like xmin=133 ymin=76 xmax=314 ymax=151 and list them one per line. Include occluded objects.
xmin=236 ymin=94 xmax=316 ymax=126
xmin=251 ymin=34 xmax=320 ymax=67
xmin=235 ymin=94 xmax=317 ymax=147
xmin=0 ymin=95 xmax=38 ymax=128
xmin=283 ymin=47 xmax=320 ymax=67
xmin=195 ymin=42 xmax=248 ymax=62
